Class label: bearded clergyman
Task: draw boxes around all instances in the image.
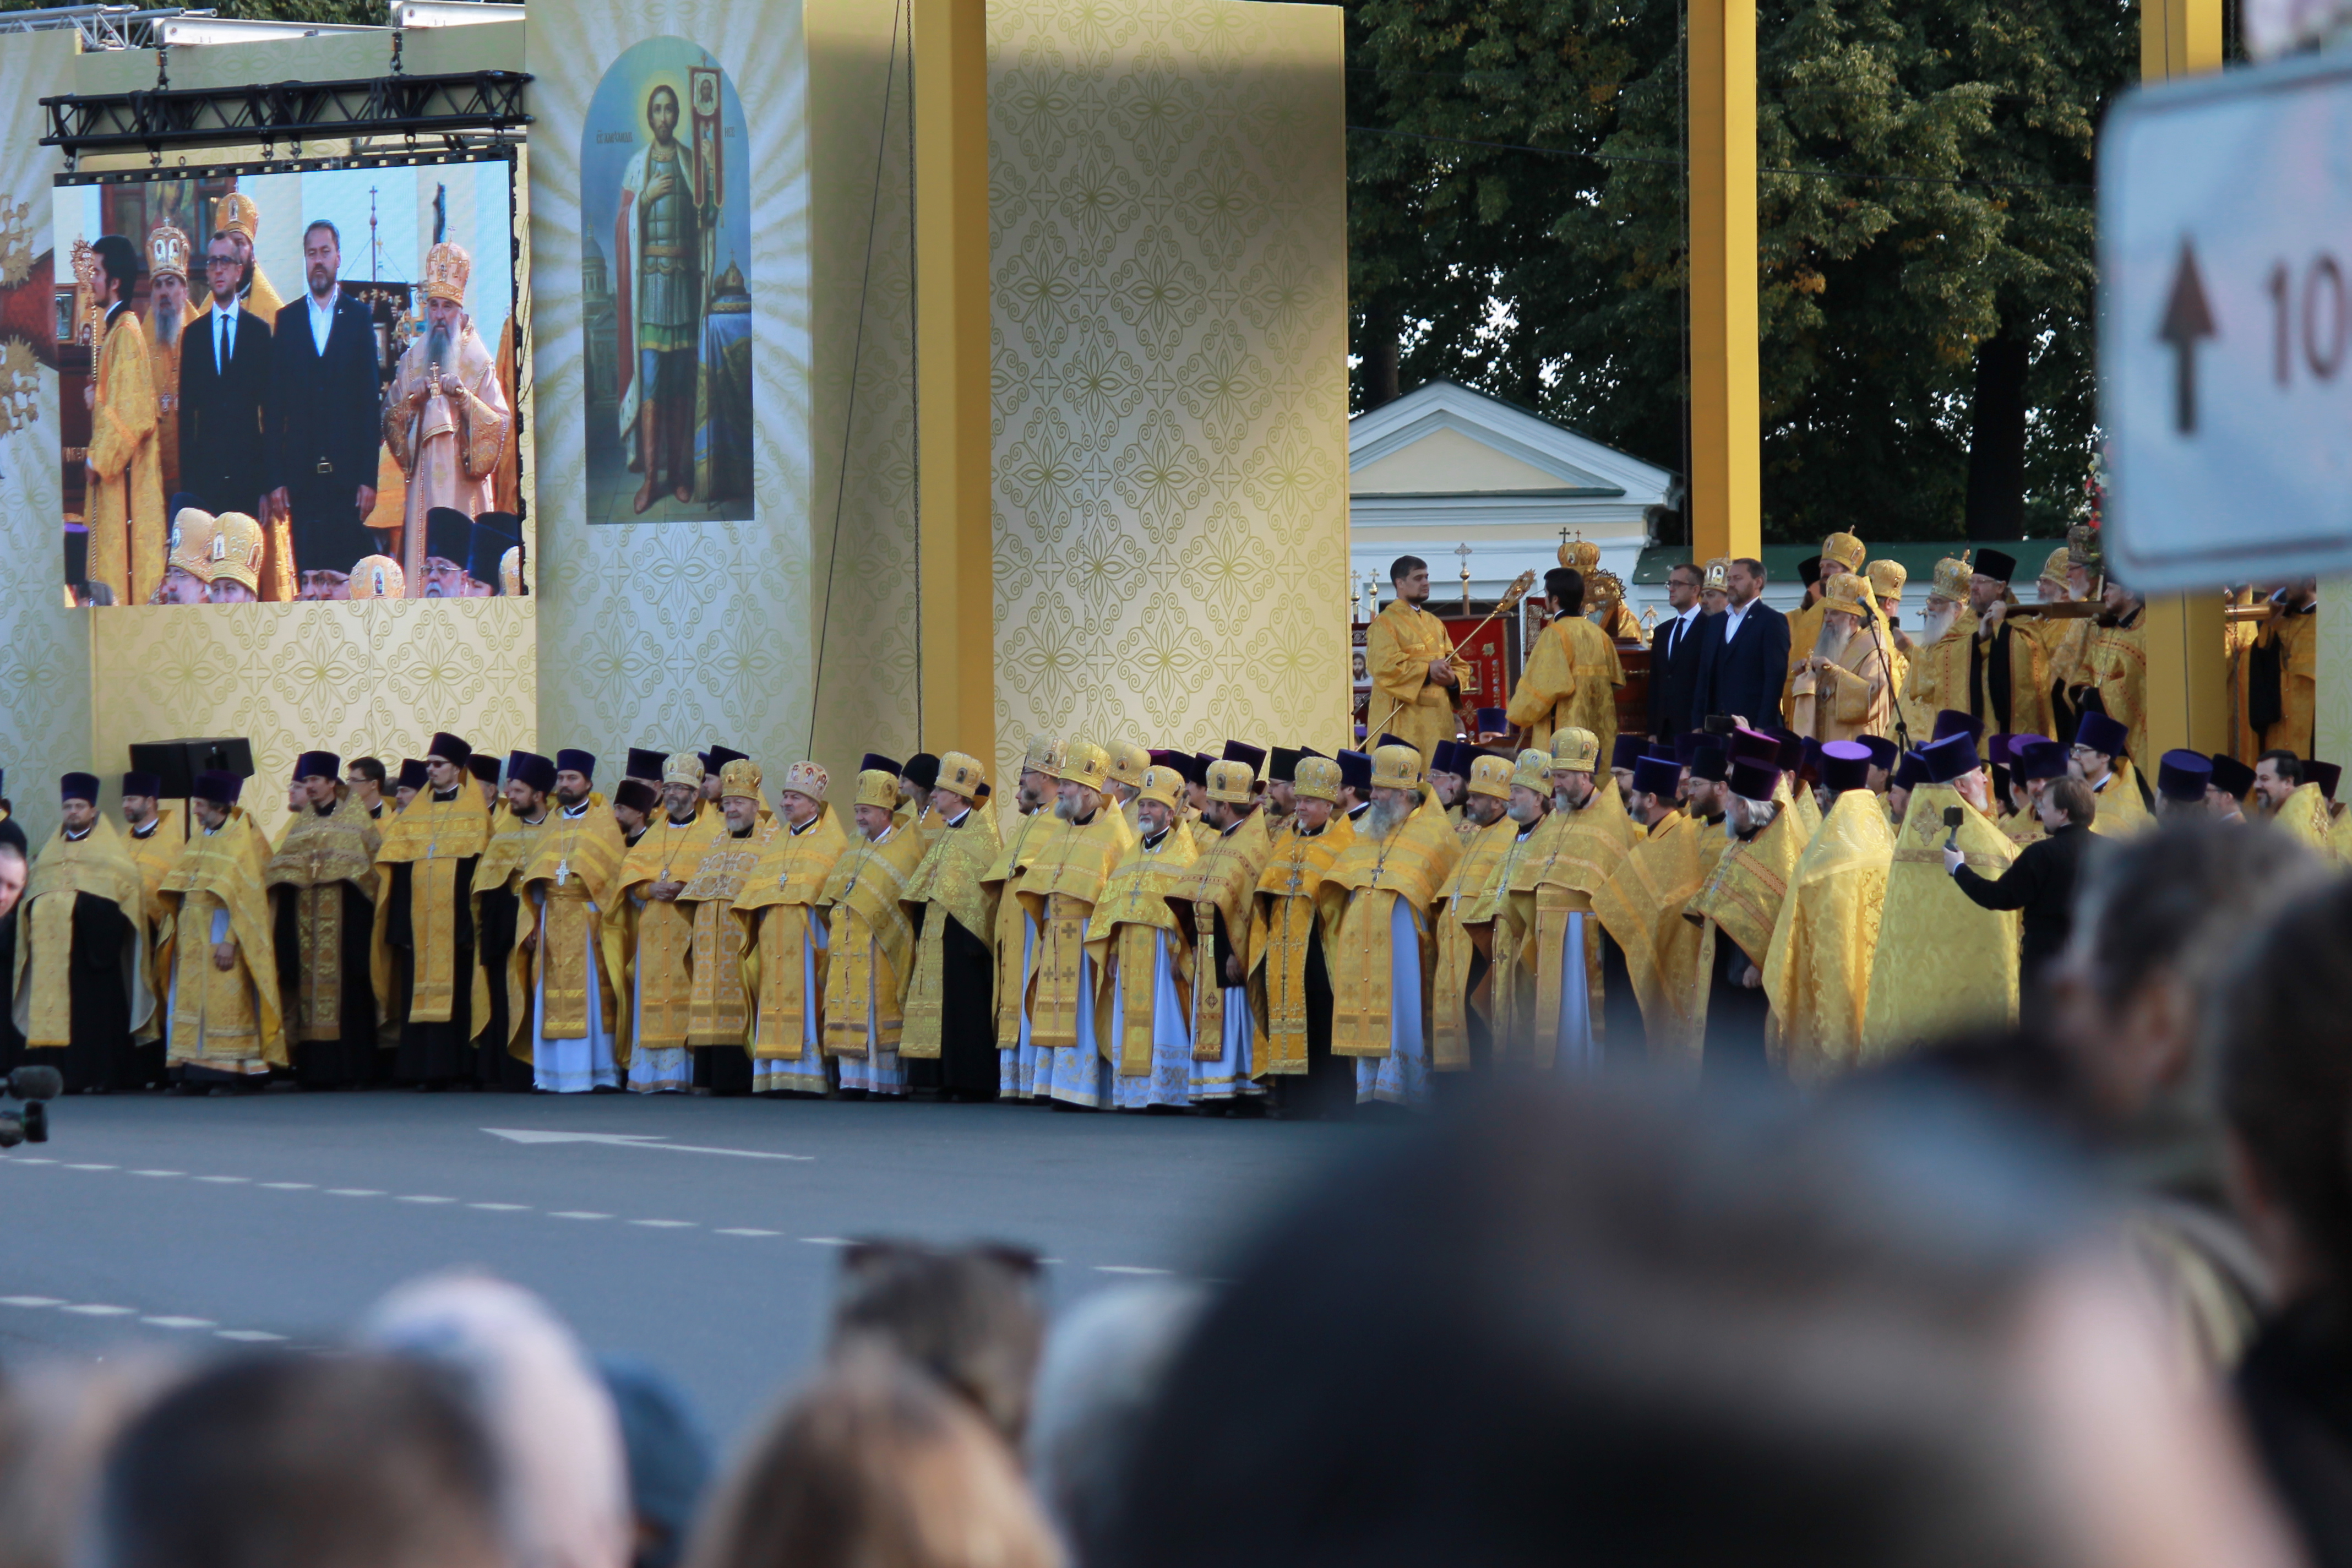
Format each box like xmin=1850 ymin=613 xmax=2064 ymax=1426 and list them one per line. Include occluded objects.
xmin=384 ymin=242 xmax=513 ymax=585
xmin=264 ymin=749 xmax=382 ymax=1087
xmin=158 ymin=770 xmax=284 ymax=1090
xmin=899 ymin=751 xmax=1003 ymax=1100
xmin=734 ymin=763 xmax=847 ymax=1096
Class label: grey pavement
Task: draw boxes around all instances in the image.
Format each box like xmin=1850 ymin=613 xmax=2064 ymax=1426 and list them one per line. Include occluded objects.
xmin=0 ymin=1088 xmax=1377 ymax=1440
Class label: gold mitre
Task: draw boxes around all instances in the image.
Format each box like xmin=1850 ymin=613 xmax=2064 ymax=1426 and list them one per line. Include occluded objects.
xmin=1702 ymin=557 xmax=1730 ymax=592
xmin=1021 ymin=736 xmax=1059 ymax=776
xmin=1822 ymin=572 xmax=1871 ymax=617
xmin=1509 ymin=748 xmax=1553 ymax=794
xmin=1550 ymin=726 xmax=1600 ymax=775
xmin=855 ymin=769 xmax=900 ymax=810
xmin=2066 ymin=521 xmax=2102 ymax=577
xmin=208 ymin=511 xmax=264 ymax=591
xmin=1105 ymin=740 xmax=1149 ymax=790
xmin=1137 ymin=765 xmax=1184 ymax=809
xmin=1929 ymin=552 xmax=1973 ymax=603
xmin=1820 ymin=531 xmax=1866 ymax=575
xmin=1587 ymin=567 xmax=1626 ymax=607
xmin=1559 ymin=535 xmax=1601 ymax=573
xmin=1292 ymin=756 xmax=1342 ymax=805
xmin=937 ymin=750 xmax=987 ymax=800
xmin=499 ymin=545 xmax=523 ymax=597
xmin=1865 ymin=558 xmax=1907 ymax=598
xmin=349 ymin=553 xmax=406 ymax=599
xmin=663 ymin=753 xmax=706 ymax=788
xmin=167 ymin=507 xmax=219 ymax=581
xmin=1466 ymin=753 xmax=1513 ymax=801
xmin=781 ymin=761 xmax=829 ymax=801
xmin=147 ymin=222 xmax=190 ymax=283
xmin=1206 ymin=759 xmax=1254 ymax=804
xmin=214 ymin=190 xmax=259 ymax=241
xmin=423 ymin=241 xmax=471 ymax=306
xmin=1370 ymin=744 xmax=1422 ymax=792
xmin=718 ymin=758 xmax=763 ymax=802
xmin=1057 ymin=740 xmax=1110 ymax=792
xmin=2039 ymin=546 xmax=2073 ymax=590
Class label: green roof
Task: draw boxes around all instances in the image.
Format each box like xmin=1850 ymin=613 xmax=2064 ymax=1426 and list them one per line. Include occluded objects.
xmin=1632 ymin=540 xmax=2068 ymax=586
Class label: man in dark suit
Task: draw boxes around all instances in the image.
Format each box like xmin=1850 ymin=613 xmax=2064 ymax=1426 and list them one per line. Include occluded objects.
xmin=178 ymin=231 xmax=273 ymax=522
xmin=265 ymin=219 xmax=382 ymax=576
xmin=1695 ymin=557 xmax=1790 ymax=728
xmin=1646 ymin=559 xmax=1715 ymax=739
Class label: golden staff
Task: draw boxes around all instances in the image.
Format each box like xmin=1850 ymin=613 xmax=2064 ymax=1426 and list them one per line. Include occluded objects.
xmin=1366 ymin=570 xmax=1538 ymax=744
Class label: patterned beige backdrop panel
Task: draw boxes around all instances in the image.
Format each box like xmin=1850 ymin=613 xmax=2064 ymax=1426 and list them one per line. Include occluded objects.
xmin=988 ymin=0 xmax=1350 ymax=787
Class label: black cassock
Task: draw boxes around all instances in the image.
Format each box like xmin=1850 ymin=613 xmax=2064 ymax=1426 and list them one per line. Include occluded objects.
xmin=1281 ymin=924 xmax=1354 ymax=1120
xmin=273 ymin=881 xmax=380 ymax=1088
xmin=905 ymin=907 xmax=998 ymax=1100
xmin=0 ymin=892 xmax=138 ymax=1092
xmin=1703 ymin=928 xmax=1771 ymax=1074
xmin=469 ymin=881 xmax=537 ymax=1091
xmin=383 ymin=857 xmax=480 ymax=1087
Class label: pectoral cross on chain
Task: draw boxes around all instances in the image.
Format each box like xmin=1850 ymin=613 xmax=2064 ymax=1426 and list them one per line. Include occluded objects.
xmin=554 ymin=858 xmax=571 ymax=887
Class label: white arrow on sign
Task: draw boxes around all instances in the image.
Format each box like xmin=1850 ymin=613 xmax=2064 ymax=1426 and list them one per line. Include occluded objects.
xmin=482 ymin=1129 xmax=814 ymax=1162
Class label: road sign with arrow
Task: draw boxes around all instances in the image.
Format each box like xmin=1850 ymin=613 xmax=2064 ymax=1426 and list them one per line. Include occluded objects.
xmin=2100 ymin=52 xmax=2352 ymax=591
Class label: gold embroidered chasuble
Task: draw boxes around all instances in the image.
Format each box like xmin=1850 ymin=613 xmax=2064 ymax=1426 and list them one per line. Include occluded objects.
xmin=1910 ymin=609 xmax=2055 ymax=741
xmin=263 ymin=797 xmax=380 ymax=1043
xmin=1365 ymin=598 xmax=1470 ymax=764
xmin=1162 ymin=812 xmax=1274 ymax=1065
xmin=2271 ymin=781 xmax=2335 ymax=856
xmin=1505 ymin=614 xmax=1625 ymax=764
xmin=1682 ymin=803 xmax=1805 ymax=1047
xmin=1431 ymin=814 xmax=1515 ymax=1069
xmin=1492 ymin=785 xmax=1638 ymax=1065
xmin=467 ymin=805 xmax=552 ymax=1052
xmin=1324 ymin=812 xmax=1460 ymax=1059
xmin=1759 ymin=788 xmax=1894 ymax=1081
xmin=818 ymin=825 xmax=928 ymax=1054
xmin=2250 ymin=605 xmax=2318 ymax=756
xmin=1246 ymin=814 xmax=1355 ymax=1074
xmin=1801 ymin=628 xmax=1894 ymax=742
xmin=899 ymin=809 xmax=1003 ymax=1060
xmin=13 ymin=818 xmax=153 ymax=1048
xmin=1783 ymin=598 xmax=1827 ymax=711
xmin=145 ymin=308 xmax=187 ymax=504
xmin=1012 ymin=810 xmax=1134 ymax=1052
xmin=1859 ymin=787 xmax=2019 ymax=1060
xmin=519 ymin=803 xmax=631 ymax=1057
xmin=124 ymin=810 xmax=182 ymax=1019
xmin=1081 ymin=827 xmax=1197 ymax=1074
xmin=2079 ymin=613 xmax=2151 ymax=771
xmin=1591 ymin=809 xmax=1711 ymax=1063
xmin=372 ymin=787 xmax=491 ymax=1027
xmin=2088 ymin=763 xmax=2155 ymax=839
xmin=87 ymin=307 xmax=166 ymax=606
xmin=157 ymin=813 xmax=285 ymax=1068
xmin=981 ymin=810 xmax=1052 ymax=1047
xmin=732 ymin=809 xmax=849 ymax=1058
xmin=617 ymin=812 xmax=725 ymax=1053
xmin=384 ymin=319 xmax=514 ymax=585
xmin=677 ymin=821 xmax=777 ymax=1048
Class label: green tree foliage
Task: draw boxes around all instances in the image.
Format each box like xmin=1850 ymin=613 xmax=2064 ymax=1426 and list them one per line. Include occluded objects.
xmin=1345 ymin=0 xmax=2135 ymax=542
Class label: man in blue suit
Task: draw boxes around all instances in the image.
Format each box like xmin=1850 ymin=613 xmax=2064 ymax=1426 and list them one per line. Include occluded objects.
xmin=265 ymin=219 xmax=383 ymax=578
xmin=1696 ymin=557 xmax=1789 ymax=728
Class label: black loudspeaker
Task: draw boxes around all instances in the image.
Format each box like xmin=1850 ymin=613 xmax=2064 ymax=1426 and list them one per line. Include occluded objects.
xmin=128 ymin=738 xmax=255 ymax=799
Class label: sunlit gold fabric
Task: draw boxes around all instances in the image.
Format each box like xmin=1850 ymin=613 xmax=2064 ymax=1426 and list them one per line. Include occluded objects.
xmin=1506 ymin=614 xmax=1624 ymax=765
xmin=1365 ymin=598 xmax=1469 ymax=764
xmin=1014 ymin=810 xmax=1134 ymax=1050
xmin=1082 ymin=825 xmax=1196 ymax=1072
xmin=1431 ymin=813 xmax=1513 ymax=1069
xmin=678 ymin=821 xmax=776 ymax=1048
xmin=1591 ymin=808 xmax=1710 ymax=1063
xmin=819 ymin=825 xmax=928 ymax=1054
xmin=467 ymin=804 xmax=551 ymax=1052
xmin=519 ymin=803 xmax=630 ymax=1056
xmin=158 ymin=812 xmax=284 ymax=1068
xmin=1246 ymin=813 xmax=1355 ymax=1073
xmin=2271 ymin=781 xmax=2334 ymax=856
xmin=1325 ymin=811 xmax=1460 ymax=1058
xmin=2082 ymin=614 xmax=2152 ymax=773
xmin=14 ymin=818 xmax=151 ymax=1049
xmin=981 ymin=809 xmax=1052 ymax=1048
xmin=124 ymin=809 xmax=182 ymax=1027
xmin=373 ymin=787 xmax=491 ymax=1026
xmin=2088 ymin=761 xmax=2155 ymax=839
xmin=617 ymin=811 xmax=724 ymax=1052
xmin=1491 ymin=785 xmax=1636 ymax=1065
xmin=1683 ymin=800 xmax=1804 ymax=1047
xmin=1163 ymin=811 xmax=1273 ymax=1063
xmin=1860 ymin=786 xmax=2019 ymax=1059
xmin=732 ymin=809 xmax=848 ymax=1059
xmin=898 ymin=807 xmax=1004 ymax=1060
xmin=264 ymin=797 xmax=380 ymax=1043
xmin=1760 ymin=788 xmax=1893 ymax=1080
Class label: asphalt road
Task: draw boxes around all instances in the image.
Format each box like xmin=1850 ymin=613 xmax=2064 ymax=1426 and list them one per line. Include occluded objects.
xmin=0 ymin=1089 xmax=1373 ymax=1440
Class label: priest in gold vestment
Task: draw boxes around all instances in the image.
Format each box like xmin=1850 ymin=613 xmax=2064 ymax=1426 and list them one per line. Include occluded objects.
xmin=1592 ymin=754 xmax=1712 ymax=1064
xmin=1164 ymin=758 xmax=1276 ymax=1104
xmin=734 ymin=763 xmax=847 ymax=1096
xmin=1085 ymin=765 xmax=1197 ymax=1110
xmin=1017 ymin=742 xmax=1134 ymax=1109
xmin=1760 ymin=742 xmax=1892 ymax=1080
xmin=377 ymin=733 xmax=494 ymax=1087
xmin=1325 ymin=744 xmax=1461 ymax=1108
xmin=818 ymin=766 xmax=929 ymax=1097
xmin=2071 ymin=711 xmax=2154 ymax=839
xmin=1430 ymin=753 xmax=1515 ymax=1070
xmin=156 ymin=771 xmax=282 ymax=1087
xmin=899 ymin=751 xmax=1002 ymax=1099
xmin=986 ymin=738 xmax=1063 ymax=1098
xmin=2245 ymin=581 xmax=2319 ymax=760
xmin=385 ymin=242 xmax=515 ymax=585
xmin=84 ymin=234 xmax=166 ymax=607
xmin=265 ymin=751 xmax=381 ymax=1087
xmin=618 ymin=755 xmax=723 ymax=1093
xmin=1793 ymin=574 xmax=1893 ymax=743
xmin=1506 ymin=567 xmax=1625 ymax=765
xmin=1248 ymin=755 xmax=1355 ymax=1117
xmin=1782 ymin=531 xmax=1868 ymax=711
xmin=1491 ymin=729 xmax=1637 ymax=1071
xmin=144 ymin=223 xmax=194 ymax=506
xmin=2072 ymin=585 xmax=2151 ymax=778
xmin=675 ymin=759 xmax=777 ymax=1095
xmin=12 ymin=774 xmax=153 ymax=1091
xmin=1364 ymin=557 xmax=1471 ymax=766
xmin=119 ymin=770 xmax=179 ymax=1058
xmin=518 ymin=751 xmax=630 ymax=1094
xmin=469 ymin=750 xmax=554 ymax=1088
xmin=1860 ymin=730 xmax=2019 ymax=1059
xmin=1685 ymin=747 xmax=1806 ymax=1067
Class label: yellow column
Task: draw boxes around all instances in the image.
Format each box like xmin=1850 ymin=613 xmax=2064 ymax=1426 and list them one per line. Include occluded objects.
xmin=2139 ymin=0 xmax=2228 ymax=759
xmin=1686 ymin=0 xmax=1760 ymax=565
xmin=912 ymin=0 xmax=996 ymax=766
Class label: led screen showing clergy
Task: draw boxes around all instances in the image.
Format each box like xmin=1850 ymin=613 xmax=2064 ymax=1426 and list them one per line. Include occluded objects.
xmin=56 ymin=157 xmax=524 ymax=606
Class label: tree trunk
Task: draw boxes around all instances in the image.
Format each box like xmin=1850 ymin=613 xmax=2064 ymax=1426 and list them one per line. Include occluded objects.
xmin=1963 ymin=329 xmax=2028 ymax=540
xmin=1362 ymin=311 xmax=1401 ymax=410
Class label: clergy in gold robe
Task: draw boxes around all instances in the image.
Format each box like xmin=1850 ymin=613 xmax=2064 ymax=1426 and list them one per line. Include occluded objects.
xmin=385 ymin=243 xmax=515 ymax=586
xmin=818 ymin=767 xmax=930 ymax=1096
xmin=376 ymin=733 xmax=494 ymax=1087
xmin=10 ymin=774 xmax=153 ymax=1091
xmin=2270 ymin=774 xmax=2338 ymax=856
xmin=899 ymin=752 xmax=1003 ymax=1099
xmin=155 ymin=771 xmax=284 ymax=1085
xmin=264 ymin=752 xmax=381 ymax=1087
xmin=468 ymin=752 xmax=556 ymax=1088
xmin=1491 ymin=729 xmax=1637 ymax=1070
xmin=144 ymin=223 xmax=194 ymax=507
xmin=1430 ymin=753 xmax=1516 ymax=1070
xmin=1793 ymin=574 xmax=1894 ymax=743
xmin=2071 ymin=710 xmax=2154 ymax=840
xmin=673 ymin=758 xmax=777 ymax=1095
xmin=1951 ymin=551 xmax=2056 ymax=739
xmin=1860 ymin=732 xmax=2020 ymax=1059
xmin=1163 ymin=759 xmax=1276 ymax=1103
xmin=1685 ymin=747 xmax=1807 ymax=1066
xmin=1325 ymin=744 xmax=1462 ymax=1108
xmin=1592 ymin=754 xmax=1712 ymax=1064
xmin=1085 ymin=765 xmax=1198 ymax=1110
xmin=84 ymin=235 xmax=167 ymax=607
xmin=1905 ymin=556 xmax=1980 ymax=731
xmin=1364 ymin=558 xmax=1471 ymax=766
xmin=1247 ymin=755 xmax=1356 ymax=1115
xmin=618 ymin=755 xmax=724 ymax=1093
xmin=2072 ymin=587 xmax=2152 ymax=776
xmin=1103 ymin=741 xmax=1152 ymax=838
xmin=734 ymin=763 xmax=848 ymax=1096
xmin=2240 ymin=584 xmax=2318 ymax=760
xmin=985 ymin=738 xmax=1064 ymax=1099
xmin=1506 ymin=568 xmax=1625 ymax=765
xmin=1016 ymin=742 xmax=1135 ymax=1109
xmin=119 ymin=771 xmax=181 ymax=1052
xmin=516 ymin=751 xmax=631 ymax=1093
xmin=1782 ymin=531 xmax=1868 ymax=711
xmin=1760 ymin=743 xmax=1893 ymax=1081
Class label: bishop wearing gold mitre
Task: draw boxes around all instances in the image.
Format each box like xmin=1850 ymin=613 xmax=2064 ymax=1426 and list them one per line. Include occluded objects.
xmin=154 ymin=770 xmax=283 ymax=1087
xmin=984 ymin=737 xmax=1064 ymax=1098
xmin=1859 ymin=728 xmax=2020 ymax=1059
xmin=1506 ymin=565 xmax=1625 ymax=765
xmin=899 ymin=752 xmax=1003 ymax=1100
xmin=386 ymin=242 xmax=515 ymax=586
xmin=673 ymin=758 xmax=777 ymax=1095
xmin=10 ymin=774 xmax=153 ymax=1091
xmin=1794 ymin=574 xmax=1894 ymax=743
xmin=1247 ymin=754 xmax=1356 ymax=1115
xmin=467 ymin=750 xmax=556 ymax=1088
xmin=1592 ymin=754 xmax=1711 ymax=1064
xmin=1103 ymin=741 xmax=1152 ymax=837
xmin=1016 ymin=742 xmax=1135 ymax=1109
xmin=375 ymin=733 xmax=494 ymax=1088
xmin=143 ymin=222 xmax=195 ymax=504
xmin=1084 ymin=764 xmax=1198 ymax=1110
xmin=1758 ymin=742 xmax=1893 ymax=1081
xmin=515 ymin=750 xmax=630 ymax=1095
xmin=118 ymin=770 xmax=181 ymax=1050
xmin=1683 ymin=736 xmax=1807 ymax=1066
xmin=618 ymin=754 xmax=723 ymax=1093
xmin=1324 ymin=743 xmax=1461 ymax=1109
xmin=1782 ymin=531 xmax=1868 ymax=709
xmin=1429 ymin=753 xmax=1516 ymax=1070
xmin=818 ymin=764 xmax=929 ymax=1097
xmin=1904 ymin=555 xmax=1978 ymax=730
xmin=83 ymin=234 xmax=167 ymax=606
xmin=1365 ymin=556 xmax=1472 ymax=767
xmin=264 ymin=750 xmax=382 ymax=1088
xmin=1490 ymin=728 xmax=1637 ymax=1071
xmin=1163 ymin=753 xmax=1276 ymax=1104
xmin=733 ymin=763 xmax=847 ymax=1096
